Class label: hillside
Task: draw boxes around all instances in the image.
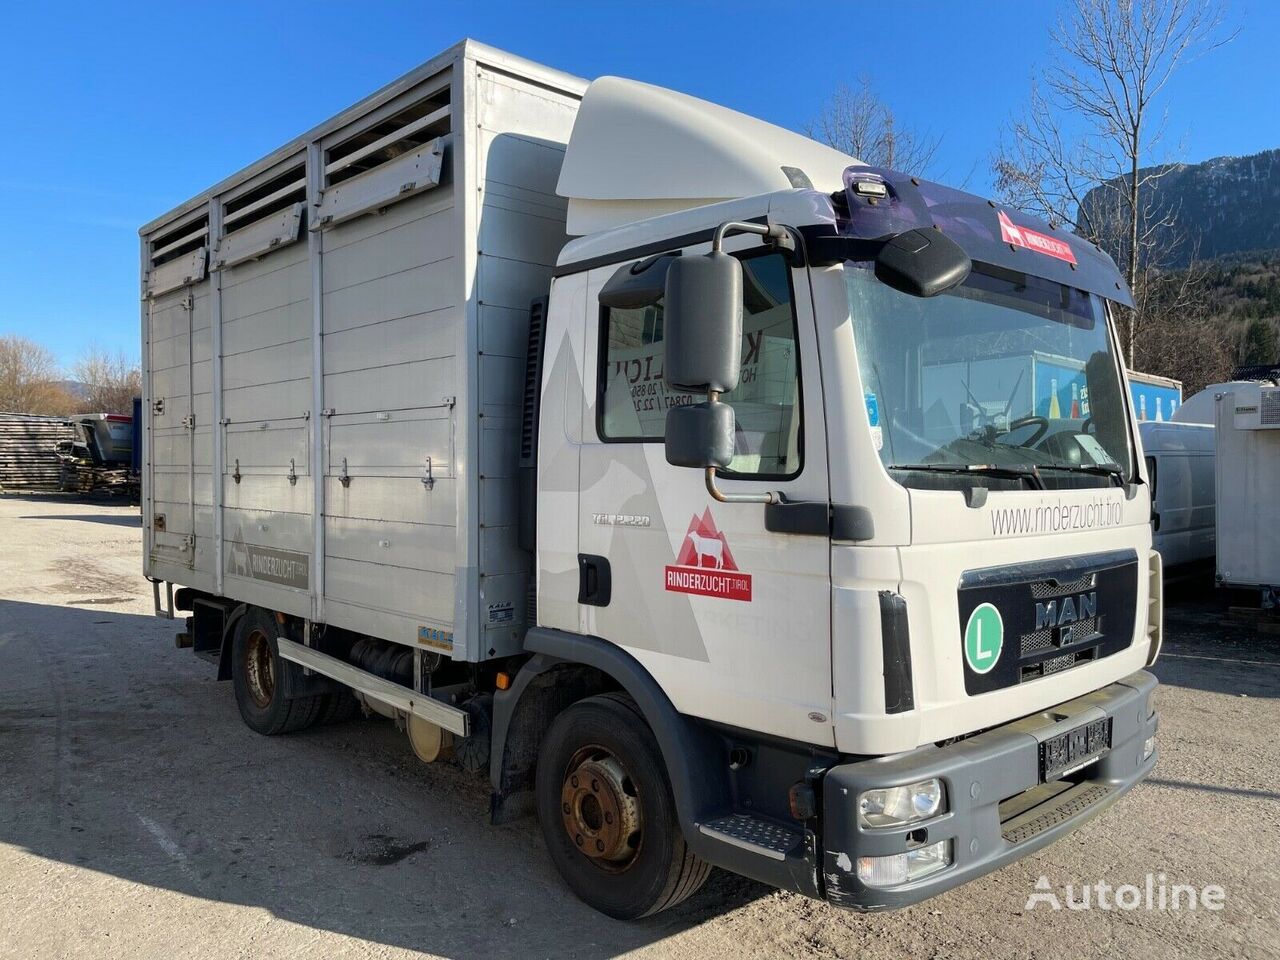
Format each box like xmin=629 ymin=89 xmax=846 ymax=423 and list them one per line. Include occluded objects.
xmin=1080 ymin=148 xmax=1280 ymax=267
xmin=1197 ymin=248 xmax=1280 ymax=321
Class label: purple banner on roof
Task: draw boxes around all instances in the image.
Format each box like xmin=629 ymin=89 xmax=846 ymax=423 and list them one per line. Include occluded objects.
xmin=840 ymin=166 xmax=1135 ymax=307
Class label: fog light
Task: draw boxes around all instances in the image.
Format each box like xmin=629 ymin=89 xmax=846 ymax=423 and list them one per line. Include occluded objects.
xmin=856 ymin=840 xmax=952 ymax=887
xmin=858 ymin=779 xmax=944 ymax=828
xmin=1143 ymin=736 xmax=1155 ymax=760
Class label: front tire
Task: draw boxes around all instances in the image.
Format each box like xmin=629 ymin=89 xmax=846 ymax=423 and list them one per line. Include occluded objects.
xmin=231 ymin=609 xmax=323 ymax=735
xmin=535 ymin=693 xmax=710 ymax=919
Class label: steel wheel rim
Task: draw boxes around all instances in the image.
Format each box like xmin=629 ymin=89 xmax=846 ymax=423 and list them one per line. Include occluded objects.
xmin=560 ymin=745 xmax=643 ymax=872
xmin=243 ymin=629 xmax=275 ymax=708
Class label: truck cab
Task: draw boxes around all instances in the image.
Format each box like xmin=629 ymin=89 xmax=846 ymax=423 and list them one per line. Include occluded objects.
xmin=523 ymin=77 xmax=1160 ymax=912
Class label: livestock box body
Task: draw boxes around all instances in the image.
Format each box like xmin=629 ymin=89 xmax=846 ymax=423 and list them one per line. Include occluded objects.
xmin=140 ymin=41 xmax=586 ymax=661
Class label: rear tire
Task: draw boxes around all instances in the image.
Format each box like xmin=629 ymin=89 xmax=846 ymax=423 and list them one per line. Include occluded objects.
xmin=535 ymin=692 xmax=710 ymax=919
xmin=231 ymin=609 xmax=323 ymax=735
xmin=318 ymin=688 xmax=361 ymax=725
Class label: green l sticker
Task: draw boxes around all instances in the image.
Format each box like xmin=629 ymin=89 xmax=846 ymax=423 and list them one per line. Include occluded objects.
xmin=964 ymin=602 xmax=1004 ymax=674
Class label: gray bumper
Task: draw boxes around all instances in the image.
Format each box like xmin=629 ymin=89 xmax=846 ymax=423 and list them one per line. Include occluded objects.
xmin=821 ymin=670 xmax=1159 ymax=910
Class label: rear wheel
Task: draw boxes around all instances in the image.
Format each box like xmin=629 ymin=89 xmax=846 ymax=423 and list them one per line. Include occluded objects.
xmin=535 ymin=693 xmax=710 ymax=918
xmin=318 ymin=688 xmax=361 ymax=725
xmin=231 ymin=609 xmax=323 ymax=735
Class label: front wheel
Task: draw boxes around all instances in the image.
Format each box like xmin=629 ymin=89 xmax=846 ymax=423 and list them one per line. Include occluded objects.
xmin=535 ymin=693 xmax=710 ymax=918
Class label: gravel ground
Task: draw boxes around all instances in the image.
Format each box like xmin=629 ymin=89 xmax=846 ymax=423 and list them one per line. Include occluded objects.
xmin=1 ymin=493 xmax=1277 ymax=959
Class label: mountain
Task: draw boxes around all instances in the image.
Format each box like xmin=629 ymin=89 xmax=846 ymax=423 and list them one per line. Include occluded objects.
xmin=54 ymin=380 xmax=91 ymax=401
xmin=1079 ymin=148 xmax=1280 ymax=267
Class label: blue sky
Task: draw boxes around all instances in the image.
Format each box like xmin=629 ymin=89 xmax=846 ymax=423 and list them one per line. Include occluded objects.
xmin=1 ymin=1 xmax=1276 ymax=369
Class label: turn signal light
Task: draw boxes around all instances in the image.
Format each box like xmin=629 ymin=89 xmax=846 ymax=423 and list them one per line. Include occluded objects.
xmin=857 ymin=840 xmax=952 ymax=887
xmin=495 ymin=671 xmax=512 ymax=691
xmin=788 ymin=782 xmax=816 ymax=820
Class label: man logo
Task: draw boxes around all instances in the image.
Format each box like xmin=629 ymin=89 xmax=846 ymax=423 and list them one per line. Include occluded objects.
xmin=1035 ymin=592 xmax=1098 ymax=631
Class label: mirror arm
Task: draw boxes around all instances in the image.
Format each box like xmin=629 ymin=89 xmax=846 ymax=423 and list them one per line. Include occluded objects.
xmin=711 ymin=220 xmax=793 ymax=255
xmin=699 ymin=389 xmax=778 ymax=504
xmin=704 ymin=467 xmax=778 ymax=504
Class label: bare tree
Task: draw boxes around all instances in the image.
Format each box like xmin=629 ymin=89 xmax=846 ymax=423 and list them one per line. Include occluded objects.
xmin=994 ymin=0 xmax=1234 ymax=365
xmin=1132 ymin=260 xmax=1234 ymax=397
xmin=0 ymin=335 xmax=75 ymax=415
xmin=71 ymin=348 xmax=142 ymax=415
xmin=809 ymin=77 xmax=940 ymax=175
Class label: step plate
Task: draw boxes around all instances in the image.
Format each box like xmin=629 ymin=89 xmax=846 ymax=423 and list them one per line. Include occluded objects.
xmin=1002 ymin=782 xmax=1112 ymax=845
xmin=700 ymin=814 xmax=802 ymax=861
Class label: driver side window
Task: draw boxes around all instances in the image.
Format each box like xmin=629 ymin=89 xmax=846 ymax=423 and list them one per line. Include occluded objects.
xmin=597 ymin=251 xmax=803 ymax=478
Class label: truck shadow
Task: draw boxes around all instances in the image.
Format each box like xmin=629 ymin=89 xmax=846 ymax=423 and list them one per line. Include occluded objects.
xmin=0 ymin=599 xmax=770 ymax=958
xmin=17 ymin=513 xmax=142 ymax=527
xmin=1155 ymin=594 xmax=1280 ymax=699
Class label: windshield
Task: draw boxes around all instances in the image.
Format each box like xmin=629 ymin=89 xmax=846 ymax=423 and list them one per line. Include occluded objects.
xmin=846 ymin=262 xmax=1134 ymax=491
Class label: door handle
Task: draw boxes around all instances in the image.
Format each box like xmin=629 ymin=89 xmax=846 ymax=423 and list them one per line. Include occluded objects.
xmin=578 ymin=554 xmax=612 ymax=607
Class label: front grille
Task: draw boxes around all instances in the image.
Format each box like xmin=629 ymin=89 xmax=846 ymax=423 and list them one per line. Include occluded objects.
xmin=1030 ymin=573 xmax=1096 ymax=598
xmin=1042 ymin=654 xmax=1074 ymax=674
xmin=959 ymin=551 xmax=1139 ymax=696
xmin=1022 ymin=630 xmax=1055 ymax=655
xmin=1020 ymin=616 xmax=1101 ymax=657
xmin=1021 ymin=648 xmax=1097 ymax=682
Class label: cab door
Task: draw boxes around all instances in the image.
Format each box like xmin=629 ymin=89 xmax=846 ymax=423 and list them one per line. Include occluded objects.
xmin=576 ymin=241 xmax=833 ymax=747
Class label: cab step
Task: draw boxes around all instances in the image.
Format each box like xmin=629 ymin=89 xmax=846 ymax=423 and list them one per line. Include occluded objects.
xmin=699 ymin=813 xmax=803 ymax=861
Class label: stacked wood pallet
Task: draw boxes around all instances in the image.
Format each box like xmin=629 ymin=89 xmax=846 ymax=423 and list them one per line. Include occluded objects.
xmin=0 ymin=413 xmax=77 ymax=490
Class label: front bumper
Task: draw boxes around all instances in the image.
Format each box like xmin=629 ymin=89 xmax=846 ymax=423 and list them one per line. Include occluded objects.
xmin=821 ymin=670 xmax=1158 ymax=910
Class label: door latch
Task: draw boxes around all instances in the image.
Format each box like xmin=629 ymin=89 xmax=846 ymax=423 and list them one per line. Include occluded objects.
xmin=422 ymin=456 xmax=435 ymax=490
xmin=577 ymin=554 xmax=612 ymax=607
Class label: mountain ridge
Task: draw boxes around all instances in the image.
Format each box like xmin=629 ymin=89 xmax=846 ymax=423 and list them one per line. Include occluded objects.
xmin=1079 ymin=148 xmax=1280 ymax=266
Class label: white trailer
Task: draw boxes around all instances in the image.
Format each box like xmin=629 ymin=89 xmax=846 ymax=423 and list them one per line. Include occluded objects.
xmin=1212 ymin=381 xmax=1280 ymax=601
xmin=142 ymin=40 xmax=1161 ymax=919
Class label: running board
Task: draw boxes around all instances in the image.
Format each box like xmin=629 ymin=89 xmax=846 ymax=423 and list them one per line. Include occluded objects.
xmin=699 ymin=814 xmax=803 ymax=862
xmin=275 ymin=638 xmax=470 ymax=737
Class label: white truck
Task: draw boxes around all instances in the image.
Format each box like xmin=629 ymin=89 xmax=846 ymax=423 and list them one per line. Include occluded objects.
xmin=140 ymin=40 xmax=1161 ymax=918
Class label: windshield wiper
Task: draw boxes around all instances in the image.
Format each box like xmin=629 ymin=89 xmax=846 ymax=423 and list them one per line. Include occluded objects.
xmin=1039 ymin=462 xmax=1127 ymax=486
xmin=888 ymin=462 xmax=1045 ymax=490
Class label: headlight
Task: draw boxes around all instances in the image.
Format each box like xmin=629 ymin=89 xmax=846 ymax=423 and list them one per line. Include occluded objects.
xmin=857 ymin=778 xmax=945 ymax=829
xmin=857 ymin=840 xmax=953 ymax=887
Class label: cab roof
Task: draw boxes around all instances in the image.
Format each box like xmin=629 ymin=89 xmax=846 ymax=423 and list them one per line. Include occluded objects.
xmin=556 ymin=76 xmax=857 ymax=236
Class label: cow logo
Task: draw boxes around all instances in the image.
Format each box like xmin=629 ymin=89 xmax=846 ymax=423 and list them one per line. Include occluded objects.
xmin=664 ymin=509 xmax=752 ymax=602
xmin=997 ymin=210 xmax=1078 ymax=265
xmin=226 ymin=534 xmax=310 ymax=590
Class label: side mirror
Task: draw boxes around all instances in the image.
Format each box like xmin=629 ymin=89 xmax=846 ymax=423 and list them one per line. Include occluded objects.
xmin=660 ymin=219 xmax=785 ymax=505
xmin=662 ymin=251 xmax=743 ymax=393
xmin=665 ymin=401 xmax=734 ymax=469
xmin=874 ymin=227 xmax=971 ymax=298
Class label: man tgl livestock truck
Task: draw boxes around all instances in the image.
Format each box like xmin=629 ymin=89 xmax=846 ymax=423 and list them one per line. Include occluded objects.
xmin=141 ymin=41 xmax=1161 ymax=918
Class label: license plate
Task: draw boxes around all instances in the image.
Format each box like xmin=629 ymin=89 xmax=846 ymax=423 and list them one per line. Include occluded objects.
xmin=1040 ymin=718 xmax=1111 ymax=781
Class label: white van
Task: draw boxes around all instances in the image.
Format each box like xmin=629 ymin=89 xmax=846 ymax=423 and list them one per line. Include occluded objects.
xmin=1139 ymin=421 xmax=1215 ymax=569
